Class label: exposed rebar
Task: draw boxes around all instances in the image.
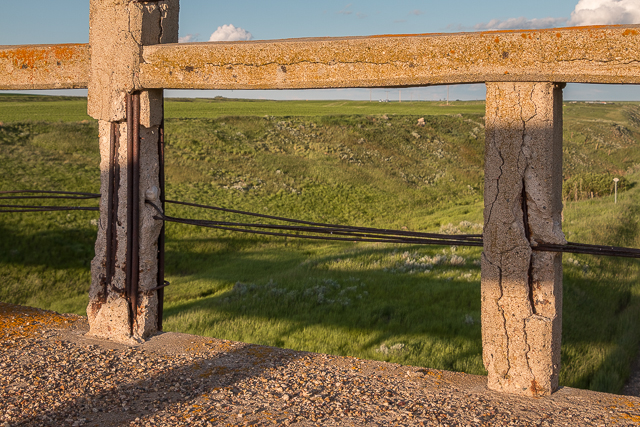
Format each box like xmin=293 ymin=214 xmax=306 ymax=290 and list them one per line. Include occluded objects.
xmin=157 ymin=118 xmax=166 ymax=331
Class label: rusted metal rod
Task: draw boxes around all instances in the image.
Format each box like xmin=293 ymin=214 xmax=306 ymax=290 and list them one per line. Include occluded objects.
xmin=105 ymin=122 xmax=119 ymax=297
xmin=126 ymin=94 xmax=134 ymax=327
xmin=126 ymin=93 xmax=141 ymax=328
xmin=133 ymin=94 xmax=141 ymax=321
xmin=156 ymin=119 xmax=166 ymax=331
xmin=132 ymin=93 xmax=141 ymax=323
xmin=150 ymin=280 xmax=170 ymax=292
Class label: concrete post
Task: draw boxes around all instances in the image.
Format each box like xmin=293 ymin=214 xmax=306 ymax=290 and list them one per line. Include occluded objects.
xmin=87 ymin=0 xmax=178 ymax=343
xmin=482 ymin=82 xmax=566 ymax=396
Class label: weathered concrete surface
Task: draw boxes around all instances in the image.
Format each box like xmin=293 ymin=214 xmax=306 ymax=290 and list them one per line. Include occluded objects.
xmin=88 ymin=0 xmax=179 ymax=122
xmin=4 ymin=302 xmax=640 ymax=426
xmin=134 ymin=113 xmax=164 ymax=339
xmin=87 ymin=0 xmax=178 ymax=344
xmin=88 ymin=118 xmax=165 ymax=343
xmin=2 ymin=25 xmax=639 ymax=92
xmin=140 ymin=25 xmax=640 ymax=90
xmin=482 ymin=82 xmax=566 ymax=396
xmin=0 ymin=44 xmax=89 ymax=90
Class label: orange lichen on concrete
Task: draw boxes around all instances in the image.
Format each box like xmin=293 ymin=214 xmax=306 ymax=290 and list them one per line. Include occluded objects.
xmin=0 ymin=44 xmax=90 ymax=90
xmin=139 ymin=24 xmax=640 ymax=90
xmin=609 ymin=398 xmax=640 ymax=423
xmin=0 ymin=46 xmax=47 ymax=69
xmin=52 ymin=44 xmax=83 ymax=62
xmin=0 ymin=302 xmax=85 ymax=345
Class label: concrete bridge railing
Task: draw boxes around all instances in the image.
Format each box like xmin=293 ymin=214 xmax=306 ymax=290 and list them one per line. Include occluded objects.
xmin=1 ymin=0 xmax=639 ymax=397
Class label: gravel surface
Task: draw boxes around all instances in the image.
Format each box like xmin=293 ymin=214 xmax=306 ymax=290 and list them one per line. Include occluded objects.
xmin=2 ymin=302 xmax=640 ymax=426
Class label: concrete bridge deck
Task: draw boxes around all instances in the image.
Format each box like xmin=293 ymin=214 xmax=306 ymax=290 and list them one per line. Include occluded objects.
xmin=1 ymin=302 xmax=639 ymax=426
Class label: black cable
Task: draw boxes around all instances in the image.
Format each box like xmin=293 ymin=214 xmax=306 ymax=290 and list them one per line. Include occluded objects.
xmin=0 ymin=195 xmax=100 ymax=200
xmin=2 ymin=190 xmax=639 ymax=259
xmin=0 ymin=206 xmax=99 ymax=213
xmin=158 ymin=213 xmax=483 ymax=246
xmin=164 ymin=199 xmax=482 ymax=244
xmin=0 ymin=191 xmax=100 ymax=213
xmin=150 ymin=201 xmax=640 ymax=258
xmin=0 ymin=190 xmax=100 ymax=198
xmin=535 ymin=242 xmax=640 ymax=259
xmin=149 ymin=202 xmax=483 ymax=247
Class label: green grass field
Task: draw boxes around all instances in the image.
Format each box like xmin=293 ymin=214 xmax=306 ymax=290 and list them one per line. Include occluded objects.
xmin=0 ymin=94 xmax=485 ymax=122
xmin=1 ymin=94 xmax=640 ymax=393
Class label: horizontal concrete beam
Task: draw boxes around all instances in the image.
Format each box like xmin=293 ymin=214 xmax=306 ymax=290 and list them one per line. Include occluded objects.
xmin=1 ymin=26 xmax=639 ymax=92
xmin=0 ymin=44 xmax=90 ymax=90
xmin=140 ymin=25 xmax=640 ymax=90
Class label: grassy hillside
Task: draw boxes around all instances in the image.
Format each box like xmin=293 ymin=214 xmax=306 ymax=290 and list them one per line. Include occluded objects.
xmin=1 ymin=95 xmax=640 ymax=393
xmin=0 ymin=94 xmax=484 ymax=122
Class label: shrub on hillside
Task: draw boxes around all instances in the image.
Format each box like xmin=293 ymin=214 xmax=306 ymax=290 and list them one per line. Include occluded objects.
xmin=563 ymin=173 xmax=629 ymax=201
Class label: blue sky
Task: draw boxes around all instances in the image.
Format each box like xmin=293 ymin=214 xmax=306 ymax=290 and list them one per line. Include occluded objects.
xmin=1 ymin=0 xmax=639 ymax=100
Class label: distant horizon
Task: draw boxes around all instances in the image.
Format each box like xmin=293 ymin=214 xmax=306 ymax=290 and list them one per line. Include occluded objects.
xmin=0 ymin=87 xmax=640 ymax=103
xmin=3 ymin=1 xmax=639 ymax=101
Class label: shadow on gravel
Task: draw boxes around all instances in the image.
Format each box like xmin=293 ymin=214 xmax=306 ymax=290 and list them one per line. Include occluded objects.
xmin=12 ymin=335 xmax=302 ymax=427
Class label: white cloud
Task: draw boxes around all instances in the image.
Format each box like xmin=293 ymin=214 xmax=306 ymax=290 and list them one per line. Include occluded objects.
xmin=568 ymin=0 xmax=640 ymax=25
xmin=474 ymin=0 xmax=639 ymax=31
xmin=410 ymin=10 xmax=424 ymax=16
xmin=178 ymin=34 xmax=197 ymax=43
xmin=474 ymin=16 xmax=567 ymax=30
xmin=338 ymin=4 xmax=353 ymax=15
xmin=209 ymin=24 xmax=253 ymax=42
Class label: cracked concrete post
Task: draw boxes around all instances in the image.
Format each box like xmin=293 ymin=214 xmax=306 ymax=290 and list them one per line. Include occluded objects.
xmin=482 ymin=82 xmax=566 ymax=396
xmin=87 ymin=0 xmax=179 ymax=344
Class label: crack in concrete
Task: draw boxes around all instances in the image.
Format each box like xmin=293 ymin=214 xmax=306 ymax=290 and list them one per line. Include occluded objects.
xmin=484 ymin=86 xmax=514 ymax=383
xmin=483 ymin=253 xmax=511 ymax=380
xmin=522 ymin=178 xmax=537 ymax=318
xmin=522 ymin=316 xmax=536 ymax=391
xmin=128 ymin=6 xmax=141 ymax=49
xmin=519 ymin=84 xmax=538 ymax=387
xmin=496 ymin=256 xmax=511 ymax=381
xmin=157 ymin=5 xmax=164 ymax=45
xmin=154 ymin=59 xmax=440 ymax=70
xmin=484 ymin=99 xmax=504 ymax=230
xmin=485 ymin=151 xmax=503 ymax=229
xmin=482 ymin=82 xmax=564 ymax=395
xmin=147 ymin=55 xmax=640 ymax=73
xmin=519 ymin=85 xmax=537 ymax=236
xmin=543 ymin=58 xmax=640 ymax=65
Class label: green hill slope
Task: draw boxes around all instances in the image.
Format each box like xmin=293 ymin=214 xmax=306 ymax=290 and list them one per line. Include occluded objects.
xmin=1 ymin=96 xmax=640 ymax=393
